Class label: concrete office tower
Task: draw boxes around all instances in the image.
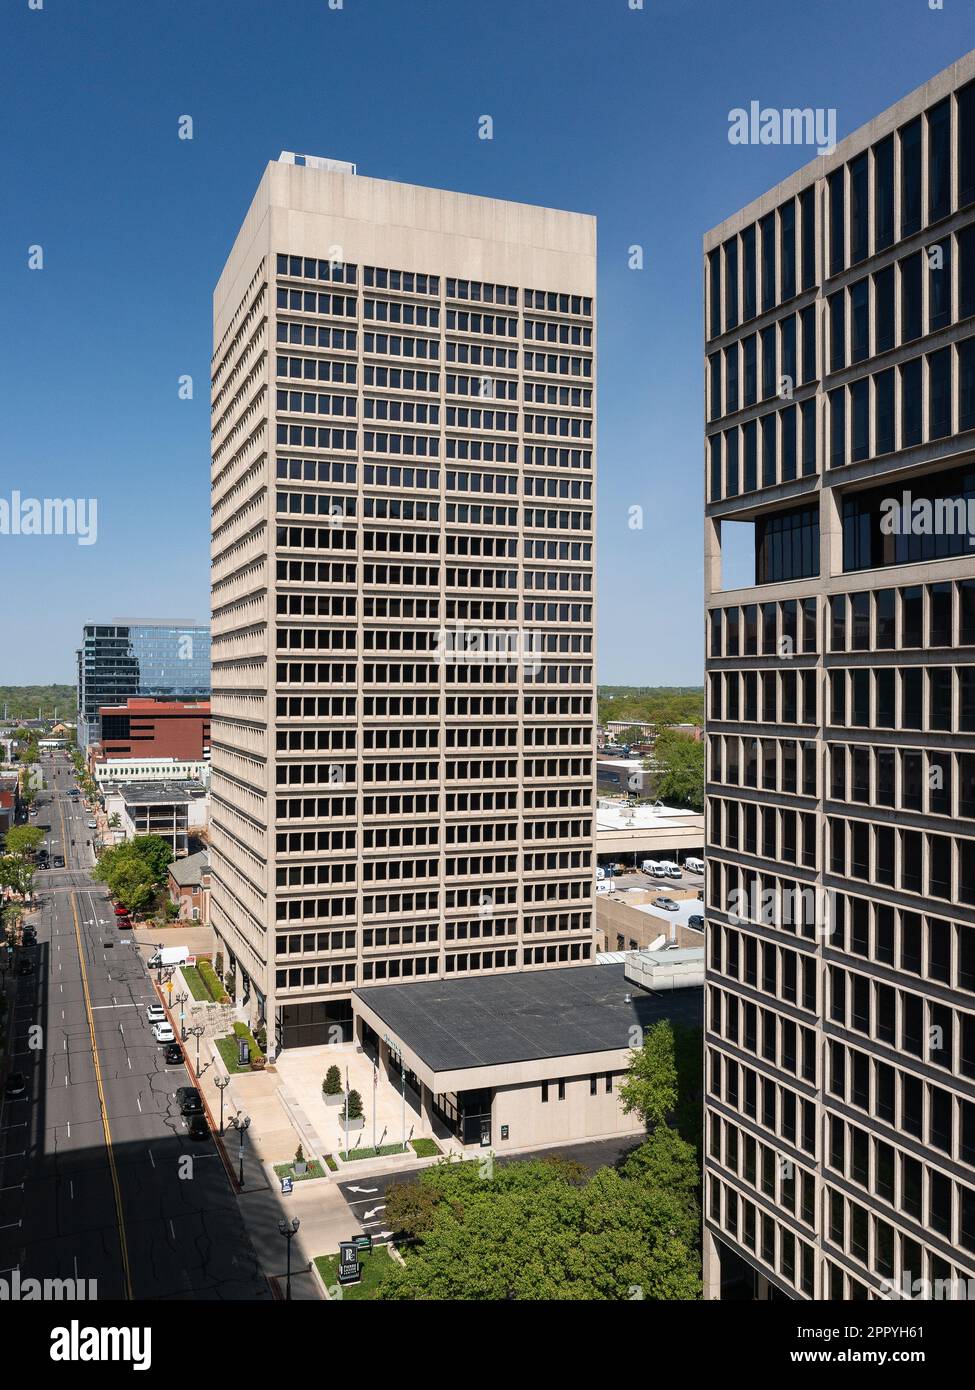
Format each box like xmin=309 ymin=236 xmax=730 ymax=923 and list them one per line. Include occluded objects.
xmin=704 ymin=54 xmax=975 ymax=1299
xmin=210 ymin=154 xmax=596 ymax=1055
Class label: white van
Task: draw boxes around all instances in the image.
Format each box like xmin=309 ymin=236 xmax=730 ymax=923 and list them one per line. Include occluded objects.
xmin=641 ymin=860 xmax=670 ymax=879
xmin=685 ymin=857 xmax=705 ymax=875
xmin=595 ymin=866 xmax=606 ymax=881
xmin=596 ymin=881 xmax=613 ymax=896
xmin=658 ymin=860 xmax=682 ymax=879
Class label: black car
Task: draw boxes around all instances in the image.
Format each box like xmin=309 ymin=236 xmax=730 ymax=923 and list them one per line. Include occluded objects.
xmin=52 ymin=855 xmax=65 ymax=868
xmin=176 ymin=1086 xmax=203 ymax=1115
xmin=186 ymin=1113 xmax=209 ymax=1140
xmin=163 ymin=1042 xmax=183 ymax=1065
xmin=687 ymin=914 xmax=705 ymax=929
xmin=3 ymin=1072 xmax=27 ymax=1099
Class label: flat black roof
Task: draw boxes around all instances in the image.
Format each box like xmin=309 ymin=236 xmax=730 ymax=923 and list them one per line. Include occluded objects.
xmin=352 ymin=964 xmax=702 ymax=1073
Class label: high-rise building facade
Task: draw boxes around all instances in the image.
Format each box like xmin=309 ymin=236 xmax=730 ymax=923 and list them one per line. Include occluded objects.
xmin=76 ymin=620 xmax=211 ymax=746
xmin=210 ymin=155 xmax=596 ymax=1055
xmin=704 ymin=55 xmax=975 ymax=1300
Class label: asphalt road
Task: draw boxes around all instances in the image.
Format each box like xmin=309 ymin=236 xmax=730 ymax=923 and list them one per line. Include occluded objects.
xmin=337 ymin=1133 xmax=642 ymax=1244
xmin=0 ymin=753 xmax=269 ymax=1301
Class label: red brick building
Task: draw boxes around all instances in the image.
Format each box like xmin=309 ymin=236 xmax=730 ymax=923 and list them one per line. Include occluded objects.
xmin=91 ymin=698 xmax=210 ymax=763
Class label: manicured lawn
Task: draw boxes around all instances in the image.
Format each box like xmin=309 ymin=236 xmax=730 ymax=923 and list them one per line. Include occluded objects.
xmin=339 ymin=1142 xmax=408 ymax=1162
xmin=181 ymin=965 xmax=211 ymax=1002
xmin=409 ymin=1138 xmax=441 ymax=1157
xmin=314 ymin=1247 xmax=394 ymax=1300
xmin=215 ymin=1035 xmax=251 ymax=1074
xmin=274 ymin=1160 xmax=327 ymax=1182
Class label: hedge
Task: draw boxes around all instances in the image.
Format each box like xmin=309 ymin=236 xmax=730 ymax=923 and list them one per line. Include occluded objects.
xmin=232 ymin=1020 xmax=264 ymax=1059
xmin=198 ymin=958 xmax=229 ymax=1003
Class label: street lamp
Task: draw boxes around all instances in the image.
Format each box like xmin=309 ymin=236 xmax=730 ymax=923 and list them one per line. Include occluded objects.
xmin=174 ymin=989 xmax=188 ymax=1042
xmin=214 ymin=1074 xmax=230 ymax=1136
xmin=228 ymin=1112 xmax=250 ymax=1187
xmin=187 ymin=1024 xmax=205 ymax=1073
xmin=278 ymin=1217 xmax=300 ymax=1301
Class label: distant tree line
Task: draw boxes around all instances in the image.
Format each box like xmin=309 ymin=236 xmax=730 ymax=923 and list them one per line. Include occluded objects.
xmin=598 ymin=686 xmax=704 ymax=729
xmin=0 ymin=686 xmax=77 ymax=722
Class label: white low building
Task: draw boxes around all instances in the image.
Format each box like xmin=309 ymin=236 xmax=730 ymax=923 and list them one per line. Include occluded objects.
xmin=93 ymin=757 xmax=210 ymax=787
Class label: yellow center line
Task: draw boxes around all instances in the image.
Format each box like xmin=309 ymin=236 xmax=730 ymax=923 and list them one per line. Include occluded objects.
xmin=57 ymin=782 xmax=133 ymax=1299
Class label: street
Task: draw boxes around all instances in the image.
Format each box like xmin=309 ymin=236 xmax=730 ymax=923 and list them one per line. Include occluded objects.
xmin=0 ymin=753 xmax=270 ymax=1300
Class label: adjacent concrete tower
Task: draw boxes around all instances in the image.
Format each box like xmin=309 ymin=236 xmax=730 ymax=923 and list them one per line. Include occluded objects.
xmin=210 ymin=156 xmax=597 ymax=1055
xmin=704 ymin=54 xmax=975 ymax=1298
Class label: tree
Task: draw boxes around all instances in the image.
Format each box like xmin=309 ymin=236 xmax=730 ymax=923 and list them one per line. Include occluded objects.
xmin=323 ymin=1065 xmax=342 ymax=1096
xmin=619 ymin=1019 xmax=679 ymax=1129
xmin=107 ymin=813 xmax=121 ymax=830
xmin=384 ymin=1179 xmax=442 ymax=1239
xmin=377 ymin=1158 xmax=700 ymax=1301
xmin=104 ymin=857 xmax=156 ymax=913
xmin=346 ymin=1089 xmax=363 ymax=1120
xmin=128 ymin=835 xmax=173 ymax=885
xmin=4 ymin=826 xmax=44 ymax=858
xmin=617 ymin=1125 xmax=700 ymax=1225
xmin=0 ymin=855 xmax=34 ymax=899
xmin=651 ymin=729 xmax=705 ymax=811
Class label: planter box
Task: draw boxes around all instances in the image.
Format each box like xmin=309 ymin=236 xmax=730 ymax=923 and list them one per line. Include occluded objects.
xmin=324 ymin=1092 xmax=344 ymax=1106
xmin=293 ymin=1161 xmax=307 ymax=1176
xmin=342 ymin=1116 xmax=365 ymax=1131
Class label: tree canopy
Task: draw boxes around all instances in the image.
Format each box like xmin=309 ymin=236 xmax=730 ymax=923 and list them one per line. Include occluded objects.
xmin=92 ymin=835 xmax=173 ymax=911
xmin=651 ymin=728 xmax=705 ymax=812
xmin=619 ymin=1019 xmax=679 ymax=1128
xmin=376 ymin=1152 xmax=700 ymax=1301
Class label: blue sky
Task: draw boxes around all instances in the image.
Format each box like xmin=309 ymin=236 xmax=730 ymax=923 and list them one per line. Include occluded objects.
xmin=2 ymin=0 xmax=974 ymax=685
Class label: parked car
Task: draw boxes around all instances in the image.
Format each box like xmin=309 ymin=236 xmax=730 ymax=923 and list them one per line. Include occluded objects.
xmin=86 ymin=820 xmax=97 ymax=830
xmin=176 ymin=1086 xmax=203 ymax=1115
xmin=151 ymin=1021 xmax=175 ymax=1043
xmin=163 ymin=1043 xmax=183 ymax=1065
xmin=186 ymin=1113 xmax=209 ymax=1140
xmin=687 ymin=914 xmax=705 ymax=929
xmin=114 ymin=905 xmax=130 ymax=918
xmin=3 ymin=1072 xmax=27 ymax=1099
xmin=684 ymin=857 xmax=705 ymax=875
xmin=652 ymin=896 xmax=680 ymax=912
xmin=146 ymin=1004 xmax=166 ymax=1023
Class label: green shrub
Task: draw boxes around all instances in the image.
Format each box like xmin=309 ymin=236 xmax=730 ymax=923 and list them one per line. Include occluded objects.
xmin=346 ymin=1089 xmax=364 ymax=1120
xmin=323 ymin=1064 xmax=342 ymax=1095
xmin=232 ymin=1020 xmax=263 ymax=1059
xmin=197 ymin=958 xmax=229 ymax=1003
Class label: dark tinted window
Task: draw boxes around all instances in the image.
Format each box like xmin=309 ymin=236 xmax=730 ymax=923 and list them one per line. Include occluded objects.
xmin=850 ymin=154 xmax=868 ymax=263
xmin=928 ymin=100 xmax=951 ymax=223
xmin=761 ymin=213 xmax=776 ymax=312
xmin=780 ymin=200 xmax=796 ymax=300
xmin=929 ymin=239 xmax=952 ymax=331
xmin=901 ymin=252 xmax=922 ymax=343
xmin=829 ymin=169 xmax=845 ymax=275
xmin=961 ymin=80 xmax=975 ymax=208
xmin=742 ymin=224 xmax=756 ymax=321
xmin=874 ymin=135 xmax=895 ymax=250
xmin=875 ymin=264 xmax=895 ymax=353
xmin=900 ymin=118 xmax=922 ymax=237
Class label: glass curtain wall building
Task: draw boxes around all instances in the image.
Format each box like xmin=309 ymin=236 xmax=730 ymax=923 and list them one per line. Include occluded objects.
xmin=77 ymin=621 xmax=211 ymax=746
xmin=704 ymin=53 xmax=975 ymax=1299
